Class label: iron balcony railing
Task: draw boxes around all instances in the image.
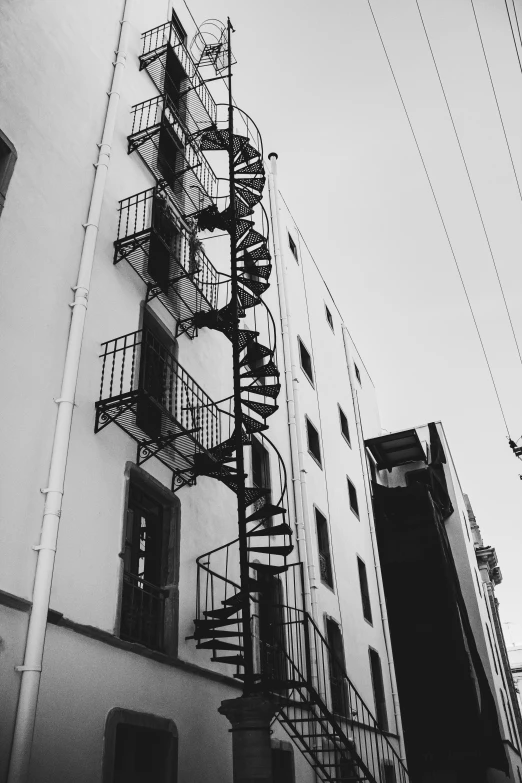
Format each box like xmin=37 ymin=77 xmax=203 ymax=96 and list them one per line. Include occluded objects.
xmin=128 ymin=95 xmax=217 ymax=218
xmin=95 ymin=329 xmax=221 ymax=474
xmin=114 ymin=187 xmax=218 ymax=324
xmin=120 ymin=571 xmax=166 ymax=651
xmin=140 ymin=20 xmax=217 ymax=130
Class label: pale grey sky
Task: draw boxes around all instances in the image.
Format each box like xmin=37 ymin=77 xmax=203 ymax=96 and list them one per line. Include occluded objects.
xmin=185 ymin=0 xmax=522 ymax=640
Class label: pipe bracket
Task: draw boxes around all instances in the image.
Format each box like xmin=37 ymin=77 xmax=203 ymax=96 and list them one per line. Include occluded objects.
xmin=15 ymin=665 xmax=42 ymax=673
xmin=32 ymin=545 xmax=57 ymax=553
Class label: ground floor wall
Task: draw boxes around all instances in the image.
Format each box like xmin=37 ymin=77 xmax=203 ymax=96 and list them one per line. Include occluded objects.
xmin=0 ymin=605 xmax=314 ymax=783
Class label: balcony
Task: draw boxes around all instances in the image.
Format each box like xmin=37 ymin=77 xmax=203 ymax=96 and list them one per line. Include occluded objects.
xmin=95 ymin=329 xmax=221 ymax=477
xmin=114 ymin=187 xmax=218 ymax=332
xmin=140 ymin=20 xmax=217 ymax=135
xmin=128 ymin=95 xmax=217 ymax=218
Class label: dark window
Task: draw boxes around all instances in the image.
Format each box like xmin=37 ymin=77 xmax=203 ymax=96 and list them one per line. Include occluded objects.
xmin=137 ymin=310 xmax=177 ymax=438
xmin=486 ymin=624 xmax=499 ymax=674
xmin=463 ymin=512 xmax=471 ymax=542
xmin=0 ymin=130 xmax=17 ymax=218
xmin=120 ymin=470 xmax=179 ymax=654
xmin=326 ymin=619 xmax=348 ymax=716
xmin=272 ymin=742 xmax=295 ymax=783
xmin=306 ymin=418 xmax=322 ymax=466
xmin=325 ymin=305 xmax=334 ymax=331
xmin=258 ymin=574 xmax=286 ymax=682
xmin=354 ymin=363 xmax=361 ymax=384
xmin=316 ymin=509 xmax=333 ymax=588
xmin=382 ymin=761 xmax=397 ymax=783
xmin=339 ymin=406 xmax=351 ymax=445
xmin=299 ymin=338 xmax=314 ymax=384
xmin=251 ymin=436 xmax=272 ymax=523
xmin=288 ymin=232 xmax=298 ymax=262
xmin=347 ymin=477 xmax=359 ymax=517
xmin=103 ymin=708 xmax=177 ymax=783
xmin=369 ymin=648 xmax=388 ymax=731
xmin=358 ymin=557 xmax=373 ymax=624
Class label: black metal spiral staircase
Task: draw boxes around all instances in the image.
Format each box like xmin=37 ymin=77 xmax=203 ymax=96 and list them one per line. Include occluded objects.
xmin=94 ymin=13 xmax=410 ymax=782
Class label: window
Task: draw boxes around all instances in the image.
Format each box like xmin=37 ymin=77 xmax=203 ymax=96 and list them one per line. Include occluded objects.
xmin=103 ymin=708 xmax=178 ymax=783
xmin=354 ymin=362 xmax=361 ymax=384
xmin=0 ymin=130 xmax=17 ymax=218
xmin=325 ymin=304 xmax=334 ymax=331
xmin=288 ymin=232 xmax=298 ymax=262
xmin=369 ymin=648 xmax=388 ymax=731
xmin=339 ymin=406 xmax=351 ymax=446
xmin=120 ymin=468 xmax=180 ymax=654
xmin=272 ymin=740 xmax=295 ymax=783
xmin=137 ymin=309 xmax=177 ymax=438
xmin=316 ymin=509 xmax=333 ymax=588
xmin=258 ymin=574 xmax=286 ymax=682
xmin=326 ymin=619 xmax=348 ymax=716
xmin=381 ymin=761 xmax=397 ymax=783
xmin=358 ymin=557 xmax=373 ymax=624
xmin=298 ymin=338 xmax=314 ymax=385
xmin=486 ymin=624 xmax=498 ymax=675
xmin=347 ymin=477 xmax=359 ymax=517
xmin=251 ymin=436 xmax=272 ymax=523
xmin=306 ymin=417 xmax=322 ymax=466
xmin=463 ymin=512 xmax=471 ymax=542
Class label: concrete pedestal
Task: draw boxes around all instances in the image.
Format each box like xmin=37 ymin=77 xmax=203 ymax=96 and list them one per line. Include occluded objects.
xmin=219 ymin=695 xmax=280 ymax=783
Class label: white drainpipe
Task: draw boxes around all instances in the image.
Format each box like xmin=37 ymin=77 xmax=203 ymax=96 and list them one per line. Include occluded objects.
xmin=267 ymin=153 xmax=319 ymax=626
xmin=342 ymin=326 xmax=407 ymax=764
xmin=7 ymin=4 xmax=133 ymax=780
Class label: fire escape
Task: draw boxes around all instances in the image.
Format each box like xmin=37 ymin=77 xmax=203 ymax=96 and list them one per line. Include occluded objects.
xmin=95 ymin=13 xmax=409 ymax=783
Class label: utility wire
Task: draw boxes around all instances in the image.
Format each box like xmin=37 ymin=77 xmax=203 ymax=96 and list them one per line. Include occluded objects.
xmin=511 ymin=0 xmax=522 ymax=53
xmin=504 ymin=0 xmax=522 ymax=74
xmin=415 ymin=0 xmax=522 ymax=372
xmin=471 ymin=0 xmax=522 ymax=205
xmin=366 ymin=0 xmax=511 ymax=434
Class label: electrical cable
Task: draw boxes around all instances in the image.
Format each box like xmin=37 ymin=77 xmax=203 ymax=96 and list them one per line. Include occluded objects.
xmin=504 ymin=0 xmax=522 ymax=74
xmin=366 ymin=0 xmax=511 ymax=435
xmin=471 ymin=0 xmax=522 ymax=204
xmin=415 ymin=0 xmax=522 ymax=372
xmin=510 ymin=0 xmax=522 ymax=53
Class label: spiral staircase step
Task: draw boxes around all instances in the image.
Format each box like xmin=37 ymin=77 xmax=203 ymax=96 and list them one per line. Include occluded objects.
xmin=204 ymin=606 xmax=241 ymax=619
xmin=248 ymin=544 xmax=294 ymax=557
xmin=194 ymin=618 xmax=240 ymax=631
xmin=235 ymin=159 xmax=265 ymax=176
xmin=241 ymin=399 xmax=278 ymax=418
xmin=237 ymin=228 xmax=266 ymax=252
xmin=197 ymin=639 xmax=243 ymax=651
xmin=240 ymin=361 xmax=280 ymax=380
xmin=210 ymin=655 xmax=245 ymax=665
xmin=239 ymin=342 xmax=271 ymax=367
xmin=246 ymin=520 xmax=292 ymax=535
xmin=241 ymin=382 xmax=281 ymax=399
xmin=237 ymin=285 xmax=260 ymax=309
xmin=249 ymin=562 xmax=289 ymax=576
xmin=194 ymin=629 xmax=243 ymax=640
xmin=242 ymin=413 xmax=269 ymax=434
xmin=238 ymin=276 xmax=269 ymax=296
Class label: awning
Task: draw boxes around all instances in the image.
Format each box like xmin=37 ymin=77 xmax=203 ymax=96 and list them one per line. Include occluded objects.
xmin=365 ymin=429 xmax=427 ymax=471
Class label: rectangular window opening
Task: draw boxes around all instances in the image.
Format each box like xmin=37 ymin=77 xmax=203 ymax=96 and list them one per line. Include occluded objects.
xmin=316 ymin=509 xmax=333 ymax=588
xmin=298 ymin=338 xmax=314 ymax=385
xmin=339 ymin=406 xmax=351 ymax=446
xmin=288 ymin=232 xmax=298 ymax=262
xmin=347 ymin=477 xmax=359 ymax=518
xmin=272 ymin=746 xmax=295 ymax=783
xmin=306 ymin=418 xmax=322 ymax=467
xmin=358 ymin=557 xmax=373 ymax=624
xmin=325 ymin=305 xmax=334 ymax=331
xmin=369 ymin=648 xmax=388 ymax=731
xmin=354 ymin=362 xmax=361 ymax=384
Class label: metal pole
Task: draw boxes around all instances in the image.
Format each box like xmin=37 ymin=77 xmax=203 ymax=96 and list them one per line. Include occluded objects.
xmin=226 ymin=17 xmax=254 ymax=695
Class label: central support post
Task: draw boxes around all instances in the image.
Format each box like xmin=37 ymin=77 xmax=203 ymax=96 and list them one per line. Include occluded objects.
xmin=219 ymin=696 xmax=279 ymax=783
xmin=226 ymin=18 xmax=254 ymax=693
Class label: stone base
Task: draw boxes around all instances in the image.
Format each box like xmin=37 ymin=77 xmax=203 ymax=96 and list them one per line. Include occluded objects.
xmin=219 ymin=695 xmax=280 ymax=783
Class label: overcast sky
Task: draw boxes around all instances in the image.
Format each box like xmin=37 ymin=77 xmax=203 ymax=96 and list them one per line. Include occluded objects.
xmin=183 ymin=0 xmax=522 ymax=642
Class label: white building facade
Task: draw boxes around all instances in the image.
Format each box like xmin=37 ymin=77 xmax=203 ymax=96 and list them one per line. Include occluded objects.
xmin=0 ymin=2 xmax=408 ymax=782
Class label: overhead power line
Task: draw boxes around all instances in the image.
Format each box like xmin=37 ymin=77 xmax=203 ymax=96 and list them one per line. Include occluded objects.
xmin=504 ymin=0 xmax=522 ymax=74
xmin=365 ymin=0 xmax=511 ymax=435
xmin=414 ymin=0 xmax=522 ymax=371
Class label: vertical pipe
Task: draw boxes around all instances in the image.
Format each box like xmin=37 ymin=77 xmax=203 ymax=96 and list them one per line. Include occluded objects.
xmin=7 ymin=4 xmax=133 ymax=781
xmin=226 ymin=18 xmax=254 ymax=693
xmin=267 ymin=153 xmax=319 ymax=625
xmin=341 ymin=326 xmax=407 ymax=764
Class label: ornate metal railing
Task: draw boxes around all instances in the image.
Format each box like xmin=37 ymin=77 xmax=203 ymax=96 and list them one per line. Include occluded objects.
xmin=114 ymin=186 xmax=218 ymax=322
xmin=128 ymin=95 xmax=217 ymax=217
xmin=120 ymin=571 xmax=166 ymax=651
xmin=95 ymin=329 xmax=221 ymax=474
xmin=140 ymin=19 xmax=217 ymax=129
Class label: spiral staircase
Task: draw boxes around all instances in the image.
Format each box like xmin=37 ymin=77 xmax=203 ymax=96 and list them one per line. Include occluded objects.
xmin=95 ymin=13 xmax=410 ymax=782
